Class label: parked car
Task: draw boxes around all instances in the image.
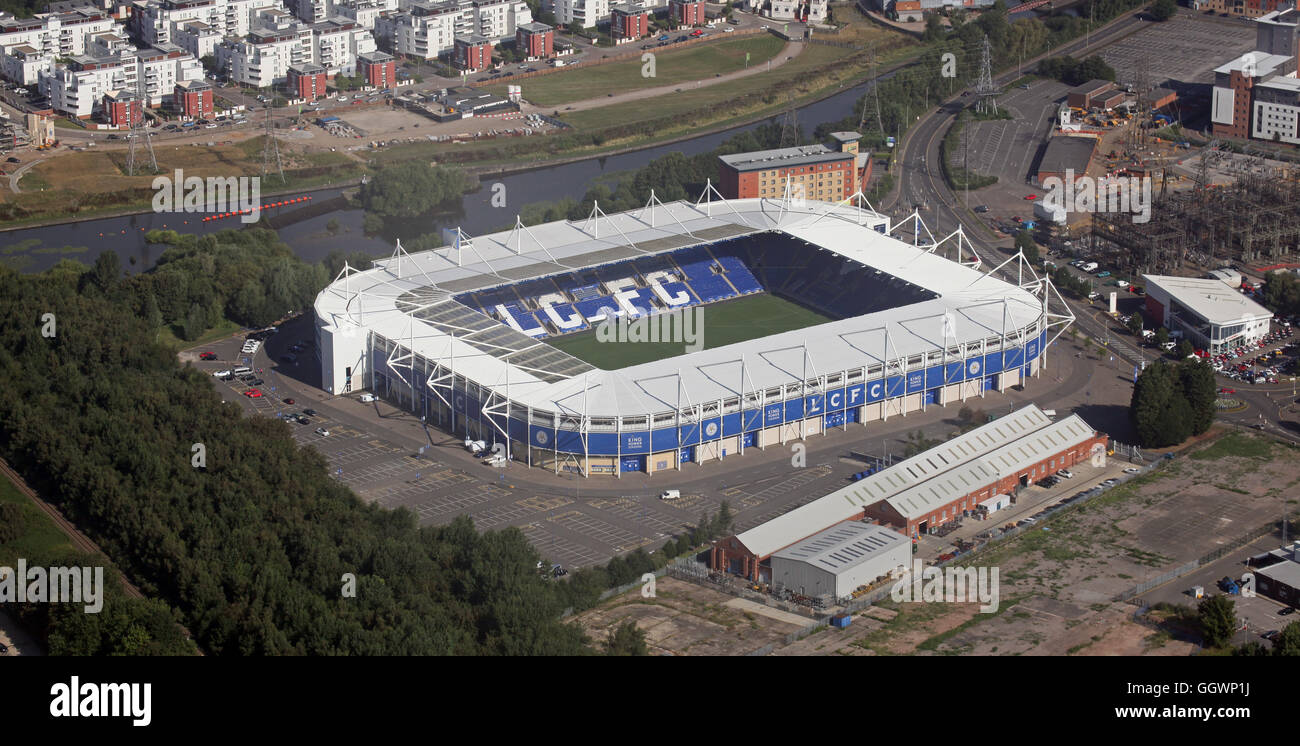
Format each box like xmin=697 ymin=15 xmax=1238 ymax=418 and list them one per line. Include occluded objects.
xmin=1057 ymin=469 xmax=1073 ymax=478
xmin=283 ymin=398 xmax=295 ymax=405
xmin=315 ymin=427 xmax=330 ymax=437
xmin=1280 ymin=606 xmax=1295 ymax=616
xmin=244 ymin=388 xmax=263 ymax=398
xmin=199 ymin=351 xmax=217 ymax=360
xmin=303 ymin=408 xmax=318 ymax=417
xmin=974 ymin=205 xmax=989 ymax=213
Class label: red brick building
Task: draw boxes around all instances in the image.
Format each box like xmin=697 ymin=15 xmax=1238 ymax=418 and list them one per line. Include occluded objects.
xmin=453 ymin=36 xmax=492 ymax=72
xmin=717 ymin=132 xmax=864 ymax=202
xmin=669 ymin=0 xmax=705 ymax=26
xmin=610 ymin=5 xmax=649 ymax=42
xmin=710 ymin=406 xmax=1109 ymax=581
xmin=515 ymin=22 xmax=554 ymax=60
xmin=173 ymin=79 xmax=213 ymax=120
xmin=101 ymin=89 xmax=142 ymax=128
xmin=287 ymin=63 xmax=326 ymax=102
xmin=358 ymin=50 xmax=396 ymax=87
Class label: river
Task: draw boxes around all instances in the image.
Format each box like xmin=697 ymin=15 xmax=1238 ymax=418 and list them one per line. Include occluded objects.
xmin=0 ymin=74 xmax=891 ymax=274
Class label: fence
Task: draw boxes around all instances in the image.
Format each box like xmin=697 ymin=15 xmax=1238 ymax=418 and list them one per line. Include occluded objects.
xmin=467 ymin=28 xmax=766 ymax=90
xmin=1111 ymin=508 xmax=1300 ymax=602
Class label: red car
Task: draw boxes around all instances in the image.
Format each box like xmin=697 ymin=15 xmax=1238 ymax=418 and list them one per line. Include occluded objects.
xmin=284 ymin=398 xmax=295 ymax=405
xmin=1219 ymin=387 xmax=1236 ymax=394
xmin=1012 ymin=216 xmax=1023 ymax=223
xmin=244 ymin=388 xmax=263 ymax=398
xmin=199 ymin=352 xmax=217 ymax=360
xmin=1024 ymin=194 xmax=1037 ymax=200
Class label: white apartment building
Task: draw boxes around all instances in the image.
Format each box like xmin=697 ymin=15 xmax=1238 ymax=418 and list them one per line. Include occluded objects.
xmin=38 ymin=39 xmax=202 ymax=116
xmin=1253 ymin=74 xmax=1300 ymax=145
xmin=374 ymin=2 xmax=457 ymax=59
xmin=287 ymin=0 xmax=329 ymax=24
xmin=311 ymin=17 xmax=376 ymax=75
xmin=333 ymin=0 xmax=398 ymax=30
xmin=0 ymin=9 xmax=117 ymax=59
xmin=1 ymin=44 xmax=51 ymax=85
xmin=551 ymin=0 xmax=607 ymax=28
xmin=39 ymin=55 xmax=130 ymax=117
xmin=172 ymin=19 xmax=221 ymax=58
xmin=216 ymin=8 xmax=311 ymax=86
xmin=132 ymin=0 xmax=280 ymax=47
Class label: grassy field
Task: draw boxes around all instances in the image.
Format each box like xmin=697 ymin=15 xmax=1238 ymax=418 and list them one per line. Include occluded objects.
xmin=0 ymin=472 xmax=76 ymax=563
xmin=548 ymin=293 xmax=832 ymax=369
xmin=484 ymin=35 xmax=786 ymax=107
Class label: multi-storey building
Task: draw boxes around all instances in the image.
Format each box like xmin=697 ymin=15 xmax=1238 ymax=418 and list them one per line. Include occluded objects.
xmin=356 ymin=48 xmax=393 ymax=84
xmin=0 ymin=45 xmax=51 ymax=85
xmin=717 ymin=133 xmax=868 ymax=202
xmin=132 ymin=0 xmax=280 ymax=47
xmin=333 ymin=0 xmax=398 ymax=30
xmin=668 ymin=0 xmax=703 ymax=25
xmin=453 ymin=34 xmax=490 ymax=70
xmin=515 ymin=20 xmax=551 ymax=59
xmin=311 ymin=17 xmax=375 ymax=76
xmin=0 ymin=9 xmax=116 ymax=60
xmin=38 ymin=54 xmax=131 ymax=117
xmin=216 ymin=7 xmax=312 ymax=86
xmin=286 ymin=60 xmax=325 ymax=98
xmin=172 ymin=18 xmax=221 ymax=58
xmin=102 ymin=87 xmax=142 ymax=125
xmin=552 ymin=0 xmax=607 ymax=28
xmin=174 ymin=76 xmax=213 ymax=117
xmin=374 ymin=0 xmax=528 ymax=58
xmin=1211 ymin=8 xmax=1300 ymax=144
xmin=609 ymin=4 xmax=648 ymax=42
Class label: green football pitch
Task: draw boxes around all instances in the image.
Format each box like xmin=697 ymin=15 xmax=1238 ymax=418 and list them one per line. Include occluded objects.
xmin=547 ymin=293 xmax=833 ymax=370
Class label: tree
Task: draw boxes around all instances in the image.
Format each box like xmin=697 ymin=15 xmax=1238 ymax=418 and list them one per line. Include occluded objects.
xmin=1126 ymin=313 xmax=1143 ymax=336
xmin=1273 ymin=621 xmax=1300 ymax=656
xmin=181 ymin=302 xmax=206 ymax=341
xmin=715 ymin=500 xmax=734 ymax=537
xmin=1130 ymin=361 xmax=1193 ymax=447
xmin=326 ymin=218 xmax=340 ymax=234
xmin=1197 ymin=594 xmax=1236 ymax=648
xmin=1155 ymin=327 xmax=1170 ymax=348
xmin=90 ymin=250 xmax=121 ymax=293
xmin=360 ymin=162 xmax=469 ymax=218
xmin=1176 ymin=339 xmax=1194 ymax=359
xmin=1014 ymin=231 xmax=1039 ymax=263
xmin=604 ymin=620 xmax=648 ymax=656
xmin=1177 ymin=358 xmax=1217 ymax=436
xmin=1151 ymin=0 xmax=1176 ymax=21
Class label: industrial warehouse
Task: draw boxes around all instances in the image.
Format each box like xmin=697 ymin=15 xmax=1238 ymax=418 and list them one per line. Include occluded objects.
xmin=711 ymin=404 xmax=1108 ymax=583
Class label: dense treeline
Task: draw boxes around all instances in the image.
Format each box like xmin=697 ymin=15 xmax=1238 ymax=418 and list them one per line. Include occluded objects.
xmin=0 ymin=500 xmax=196 ymax=655
xmin=0 ymin=232 xmax=592 ymax=655
xmin=130 ymin=229 xmax=373 ymax=336
xmin=1037 ymin=55 xmax=1118 ymax=86
xmin=1259 ymin=271 xmax=1300 ymax=318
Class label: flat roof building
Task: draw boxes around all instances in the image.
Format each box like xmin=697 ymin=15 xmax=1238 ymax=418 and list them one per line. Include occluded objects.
xmin=1143 ymin=274 xmax=1273 ymax=353
xmin=1035 ymin=135 xmax=1098 ymax=186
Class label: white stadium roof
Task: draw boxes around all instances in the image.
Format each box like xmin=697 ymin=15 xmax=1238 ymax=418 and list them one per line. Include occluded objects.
xmin=314 ymin=197 xmax=1052 ymax=418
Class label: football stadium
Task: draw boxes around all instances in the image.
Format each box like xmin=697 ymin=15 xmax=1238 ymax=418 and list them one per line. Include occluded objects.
xmin=313 ymin=194 xmax=1073 ymax=476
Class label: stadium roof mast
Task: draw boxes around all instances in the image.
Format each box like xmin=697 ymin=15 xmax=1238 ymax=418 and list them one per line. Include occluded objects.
xmin=695 ymin=179 xmax=755 ymax=227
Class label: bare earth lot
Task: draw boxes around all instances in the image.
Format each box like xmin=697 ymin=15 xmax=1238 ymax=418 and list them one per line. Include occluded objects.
xmin=577 ymin=431 xmax=1299 ymax=655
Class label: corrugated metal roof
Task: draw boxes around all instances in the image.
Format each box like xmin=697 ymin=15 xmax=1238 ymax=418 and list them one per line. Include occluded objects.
xmin=883 ymin=414 xmax=1097 ymax=520
xmin=733 ymin=404 xmax=1057 ymax=558
xmin=771 ymin=522 xmax=908 ymax=573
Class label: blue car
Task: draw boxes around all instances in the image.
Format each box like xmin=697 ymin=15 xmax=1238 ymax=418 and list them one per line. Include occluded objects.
xmin=1097 ymin=271 xmax=1111 ymax=278
xmin=658 ymin=34 xmax=670 ymax=40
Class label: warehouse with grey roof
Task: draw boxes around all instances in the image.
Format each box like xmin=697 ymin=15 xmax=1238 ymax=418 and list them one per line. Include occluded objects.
xmin=711 ymin=404 xmax=1108 ymax=582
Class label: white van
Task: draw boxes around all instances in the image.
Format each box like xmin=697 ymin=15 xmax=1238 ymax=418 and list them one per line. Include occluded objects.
xmin=659 ymin=489 xmax=681 ymax=500
xmin=1081 ymin=262 xmax=1099 ymax=273
xmin=359 ymin=393 xmax=377 ymax=403
xmin=233 ymin=366 xmax=252 ymax=376
xmin=213 ymin=370 xmax=233 ymax=379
